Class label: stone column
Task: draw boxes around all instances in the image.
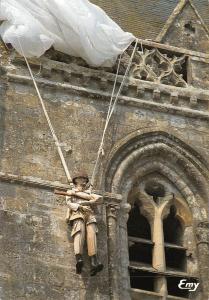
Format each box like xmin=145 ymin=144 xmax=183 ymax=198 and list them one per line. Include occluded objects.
xmin=119 ymin=203 xmax=132 ymax=300
xmin=195 ymin=221 xmax=209 ymax=300
xmin=152 ymin=207 xmax=167 ymax=297
xmin=103 ymin=192 xmax=122 ymax=300
xmin=106 ymin=202 xmax=131 ymax=300
xmin=106 ymin=202 xmax=120 ymax=300
xmin=152 ymin=195 xmax=173 ymax=298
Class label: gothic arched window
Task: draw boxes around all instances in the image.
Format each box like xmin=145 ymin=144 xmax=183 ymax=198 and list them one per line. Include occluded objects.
xmin=127 ymin=181 xmax=197 ymax=299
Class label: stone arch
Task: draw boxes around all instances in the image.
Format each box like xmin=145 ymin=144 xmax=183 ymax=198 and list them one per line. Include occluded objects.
xmin=165 ymin=196 xmax=193 ymax=228
xmin=104 ymin=129 xmax=209 ymax=219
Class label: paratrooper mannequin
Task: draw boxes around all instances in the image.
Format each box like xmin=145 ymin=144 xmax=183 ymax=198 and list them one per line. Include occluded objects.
xmin=55 ymin=172 xmax=103 ymax=276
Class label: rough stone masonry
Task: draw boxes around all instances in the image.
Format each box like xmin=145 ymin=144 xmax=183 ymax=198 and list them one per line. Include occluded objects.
xmin=0 ymin=1 xmax=209 ymax=299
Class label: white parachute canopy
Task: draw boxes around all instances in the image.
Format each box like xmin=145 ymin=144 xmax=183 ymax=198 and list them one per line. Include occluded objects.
xmin=0 ymin=0 xmax=135 ymax=67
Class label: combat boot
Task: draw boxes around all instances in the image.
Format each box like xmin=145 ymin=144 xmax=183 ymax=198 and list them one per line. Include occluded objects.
xmin=90 ymin=255 xmax=103 ymax=276
xmin=75 ymin=254 xmax=83 ymax=274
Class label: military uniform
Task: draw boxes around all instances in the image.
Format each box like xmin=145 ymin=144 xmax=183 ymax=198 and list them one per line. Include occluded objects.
xmin=66 ymin=188 xmax=101 ymax=257
xmin=62 ymin=172 xmax=103 ymax=275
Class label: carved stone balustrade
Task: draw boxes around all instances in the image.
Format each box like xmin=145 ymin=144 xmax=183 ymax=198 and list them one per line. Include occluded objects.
xmin=129 ymin=47 xmax=188 ymax=88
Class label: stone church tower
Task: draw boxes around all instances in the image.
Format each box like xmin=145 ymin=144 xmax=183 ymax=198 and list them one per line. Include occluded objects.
xmin=0 ymin=0 xmax=208 ymax=299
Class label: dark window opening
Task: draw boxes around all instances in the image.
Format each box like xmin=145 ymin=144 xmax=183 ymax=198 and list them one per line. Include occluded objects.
xmin=127 ymin=202 xmax=151 ymax=239
xmin=129 ymin=269 xmax=156 ymax=292
xmin=129 ymin=241 xmax=153 ymax=265
xmin=163 ymin=205 xmax=183 ymax=245
xmin=140 ymin=70 xmax=148 ymax=81
xmin=165 ymin=247 xmax=187 ymax=272
xmin=178 ymin=56 xmax=188 ymax=84
xmin=184 ymin=22 xmax=196 ymax=34
xmin=167 ymin=276 xmax=190 ymax=298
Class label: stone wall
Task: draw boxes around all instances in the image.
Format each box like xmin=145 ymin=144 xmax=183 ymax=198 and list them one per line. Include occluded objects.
xmin=0 ymin=181 xmax=109 ymax=300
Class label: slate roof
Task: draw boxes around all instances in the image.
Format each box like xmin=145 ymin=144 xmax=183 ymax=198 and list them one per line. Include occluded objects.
xmin=91 ymin=0 xmax=209 ymax=40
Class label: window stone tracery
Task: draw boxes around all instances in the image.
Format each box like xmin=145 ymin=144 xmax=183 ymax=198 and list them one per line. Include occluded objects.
xmin=129 ymin=48 xmax=188 ymax=88
xmin=127 ymin=178 xmax=198 ymax=299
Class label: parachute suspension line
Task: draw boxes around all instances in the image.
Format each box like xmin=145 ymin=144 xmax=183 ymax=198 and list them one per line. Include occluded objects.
xmin=106 ymin=53 xmax=123 ymax=130
xmin=141 ymin=42 xmax=144 ymax=55
xmin=90 ymin=39 xmax=138 ymax=190
xmin=17 ymin=38 xmax=72 ymax=183
xmin=89 ymin=53 xmax=122 ymax=191
xmin=104 ymin=41 xmax=138 ymax=133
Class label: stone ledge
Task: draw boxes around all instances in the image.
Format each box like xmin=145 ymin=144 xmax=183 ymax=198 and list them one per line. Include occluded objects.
xmin=7 ymin=73 xmax=209 ymax=121
xmin=0 ymin=171 xmax=122 ymax=203
xmin=129 ymin=263 xmax=198 ymax=279
xmin=137 ymin=38 xmax=209 ymax=60
xmin=10 ymin=56 xmax=209 ymax=100
xmin=131 ymin=288 xmax=192 ymax=300
xmin=131 ymin=288 xmax=162 ymax=299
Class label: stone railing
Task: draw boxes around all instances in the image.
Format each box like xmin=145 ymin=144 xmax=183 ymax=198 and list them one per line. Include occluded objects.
xmin=129 ymin=46 xmax=187 ymax=88
xmin=6 ymin=38 xmax=209 ymax=117
xmin=120 ymin=38 xmax=209 ymax=91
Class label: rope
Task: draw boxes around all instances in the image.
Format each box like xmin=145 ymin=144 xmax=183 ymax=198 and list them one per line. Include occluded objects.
xmin=89 ymin=54 xmax=122 ymax=189
xmin=106 ymin=53 xmax=123 ymax=134
xmin=90 ymin=39 xmax=138 ymax=189
xmin=17 ymin=37 xmax=72 ymax=183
